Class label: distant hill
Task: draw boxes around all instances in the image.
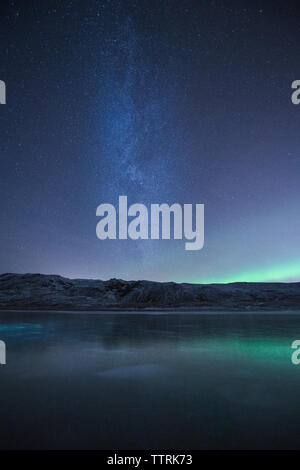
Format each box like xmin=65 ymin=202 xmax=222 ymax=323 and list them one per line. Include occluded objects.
xmin=0 ymin=273 xmax=300 ymax=311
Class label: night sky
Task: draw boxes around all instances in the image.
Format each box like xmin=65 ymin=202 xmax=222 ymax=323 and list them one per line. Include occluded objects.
xmin=1 ymin=0 xmax=300 ymax=283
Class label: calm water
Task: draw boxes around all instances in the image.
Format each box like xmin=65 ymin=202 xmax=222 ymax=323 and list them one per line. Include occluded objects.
xmin=1 ymin=311 xmax=300 ymax=450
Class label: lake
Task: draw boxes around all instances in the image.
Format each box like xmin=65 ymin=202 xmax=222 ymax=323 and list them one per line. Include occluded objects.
xmin=0 ymin=311 xmax=300 ymax=450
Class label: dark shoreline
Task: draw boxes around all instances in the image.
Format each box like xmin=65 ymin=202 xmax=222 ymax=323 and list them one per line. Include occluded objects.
xmin=1 ymin=306 xmax=300 ymax=314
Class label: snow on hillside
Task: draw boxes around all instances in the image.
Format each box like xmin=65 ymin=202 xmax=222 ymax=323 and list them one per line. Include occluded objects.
xmin=0 ymin=273 xmax=300 ymax=311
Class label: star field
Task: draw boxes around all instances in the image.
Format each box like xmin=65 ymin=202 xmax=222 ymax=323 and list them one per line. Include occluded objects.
xmin=1 ymin=0 xmax=300 ymax=282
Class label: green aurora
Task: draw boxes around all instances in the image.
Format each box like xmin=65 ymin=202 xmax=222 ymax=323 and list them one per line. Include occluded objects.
xmin=196 ymin=261 xmax=300 ymax=284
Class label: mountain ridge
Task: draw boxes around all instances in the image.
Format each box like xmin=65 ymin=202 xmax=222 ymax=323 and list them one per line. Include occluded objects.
xmin=0 ymin=273 xmax=300 ymax=311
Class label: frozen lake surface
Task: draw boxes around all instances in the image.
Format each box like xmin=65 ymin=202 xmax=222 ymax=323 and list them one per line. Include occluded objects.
xmin=0 ymin=311 xmax=300 ymax=449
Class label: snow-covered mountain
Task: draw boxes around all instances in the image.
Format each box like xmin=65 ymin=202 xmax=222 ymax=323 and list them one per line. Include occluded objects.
xmin=0 ymin=273 xmax=300 ymax=311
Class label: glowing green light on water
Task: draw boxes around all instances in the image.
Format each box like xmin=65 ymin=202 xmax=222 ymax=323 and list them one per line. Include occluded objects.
xmin=183 ymin=337 xmax=290 ymax=363
xmin=195 ymin=261 xmax=300 ymax=284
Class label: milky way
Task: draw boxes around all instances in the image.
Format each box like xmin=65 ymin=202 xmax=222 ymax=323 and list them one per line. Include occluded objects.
xmin=1 ymin=1 xmax=300 ymax=283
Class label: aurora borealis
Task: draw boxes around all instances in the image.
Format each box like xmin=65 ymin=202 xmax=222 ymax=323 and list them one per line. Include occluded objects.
xmin=199 ymin=261 xmax=300 ymax=284
xmin=1 ymin=0 xmax=300 ymax=284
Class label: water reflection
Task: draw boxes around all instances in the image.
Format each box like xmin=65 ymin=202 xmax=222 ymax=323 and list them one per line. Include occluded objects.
xmin=0 ymin=311 xmax=300 ymax=449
